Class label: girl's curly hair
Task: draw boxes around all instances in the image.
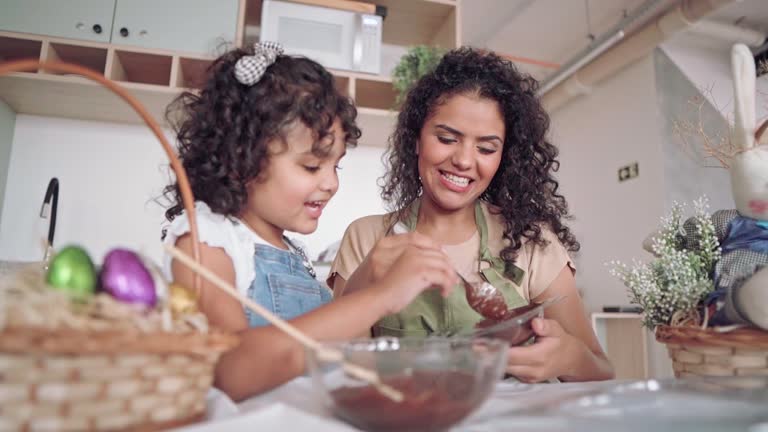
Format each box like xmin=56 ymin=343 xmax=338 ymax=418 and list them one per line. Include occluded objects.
xmin=164 ymin=47 xmax=360 ymax=221
xmin=381 ymin=46 xmax=579 ymax=262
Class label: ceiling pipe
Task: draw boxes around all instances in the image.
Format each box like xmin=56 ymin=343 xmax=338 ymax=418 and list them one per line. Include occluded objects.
xmin=537 ymin=31 xmax=625 ymax=95
xmin=541 ymin=0 xmax=739 ymax=112
xmin=500 ymin=53 xmax=561 ymax=69
xmin=537 ymin=0 xmax=670 ymax=97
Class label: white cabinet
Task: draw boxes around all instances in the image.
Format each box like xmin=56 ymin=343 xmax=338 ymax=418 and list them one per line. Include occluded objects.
xmin=0 ymin=0 xmax=239 ymax=56
xmin=111 ymin=0 xmax=239 ymax=56
xmin=0 ymin=0 xmax=115 ymax=43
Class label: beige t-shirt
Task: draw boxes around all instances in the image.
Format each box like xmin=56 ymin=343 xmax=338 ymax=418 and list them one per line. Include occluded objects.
xmin=329 ymin=201 xmax=575 ymax=301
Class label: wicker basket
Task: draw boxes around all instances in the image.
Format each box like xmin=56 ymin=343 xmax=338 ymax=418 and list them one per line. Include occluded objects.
xmin=0 ymin=328 xmax=237 ymax=431
xmin=656 ymin=325 xmax=768 ymax=386
xmin=0 ymin=59 xmax=239 ymax=430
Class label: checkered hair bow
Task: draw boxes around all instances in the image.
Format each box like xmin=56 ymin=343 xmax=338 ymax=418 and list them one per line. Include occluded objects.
xmin=234 ymin=41 xmax=284 ymax=86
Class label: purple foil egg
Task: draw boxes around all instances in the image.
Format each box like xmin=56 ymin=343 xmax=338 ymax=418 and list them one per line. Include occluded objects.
xmin=100 ymin=249 xmax=157 ymax=306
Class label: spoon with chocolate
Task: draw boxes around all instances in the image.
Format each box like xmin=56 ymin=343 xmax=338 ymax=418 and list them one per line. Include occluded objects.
xmin=458 ymin=273 xmax=511 ymax=321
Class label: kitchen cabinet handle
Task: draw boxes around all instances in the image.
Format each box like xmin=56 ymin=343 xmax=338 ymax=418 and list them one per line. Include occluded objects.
xmin=120 ymin=27 xmax=129 ymax=37
xmin=92 ymin=24 xmax=102 ymax=34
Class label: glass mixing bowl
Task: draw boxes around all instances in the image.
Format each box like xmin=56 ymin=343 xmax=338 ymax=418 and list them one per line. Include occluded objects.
xmin=306 ymin=337 xmax=508 ymax=431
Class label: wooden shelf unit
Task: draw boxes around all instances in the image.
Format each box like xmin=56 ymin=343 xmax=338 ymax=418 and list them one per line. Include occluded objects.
xmin=0 ymin=35 xmax=43 ymax=63
xmin=242 ymin=0 xmax=460 ymax=119
xmin=0 ymin=31 xmax=197 ymax=125
xmin=0 ymin=0 xmax=460 ymax=142
xmin=173 ymin=56 xmax=214 ymax=90
xmin=244 ymin=0 xmax=458 ymax=48
xmin=110 ymin=50 xmax=173 ymax=86
xmin=44 ymin=42 xmax=108 ymax=75
xmin=361 ymin=0 xmax=457 ymax=48
xmin=592 ymin=312 xmax=650 ymax=380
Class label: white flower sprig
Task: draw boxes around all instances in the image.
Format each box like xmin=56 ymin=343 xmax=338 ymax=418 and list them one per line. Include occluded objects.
xmin=608 ymin=197 xmax=721 ymax=329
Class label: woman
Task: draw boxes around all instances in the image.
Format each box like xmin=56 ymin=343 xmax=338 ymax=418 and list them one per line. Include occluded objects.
xmin=328 ymin=47 xmax=613 ymax=383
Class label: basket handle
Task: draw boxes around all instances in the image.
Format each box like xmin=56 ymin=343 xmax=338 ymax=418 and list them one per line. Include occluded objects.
xmin=0 ymin=59 xmax=202 ymax=292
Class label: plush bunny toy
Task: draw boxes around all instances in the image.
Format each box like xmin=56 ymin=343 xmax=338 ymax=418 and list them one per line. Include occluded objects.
xmin=718 ymin=44 xmax=768 ymax=330
xmin=644 ymin=44 xmax=768 ymax=330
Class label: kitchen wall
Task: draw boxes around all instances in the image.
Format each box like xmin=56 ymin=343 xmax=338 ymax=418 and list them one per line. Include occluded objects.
xmin=662 ymin=33 xmax=768 ymax=123
xmin=0 ymin=100 xmax=15 ymax=231
xmin=293 ymin=145 xmax=389 ymax=259
xmin=0 ymin=115 xmax=388 ymax=265
xmin=655 ymin=46 xmax=733 ymax=211
xmin=550 ymin=54 xmax=666 ymax=316
xmin=0 ymin=116 xmax=170 ymax=264
xmin=548 ymin=53 xmax=671 ymax=378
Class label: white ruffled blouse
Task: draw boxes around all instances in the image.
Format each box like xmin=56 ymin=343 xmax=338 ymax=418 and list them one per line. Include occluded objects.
xmin=162 ymin=202 xmax=312 ymax=297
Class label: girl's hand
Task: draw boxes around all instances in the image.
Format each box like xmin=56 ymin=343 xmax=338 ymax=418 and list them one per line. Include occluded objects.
xmin=504 ymin=317 xmax=581 ymax=383
xmin=343 ymin=232 xmax=445 ymax=295
xmin=372 ymin=244 xmax=458 ymax=315
xmin=366 ymin=232 xmax=444 ymax=281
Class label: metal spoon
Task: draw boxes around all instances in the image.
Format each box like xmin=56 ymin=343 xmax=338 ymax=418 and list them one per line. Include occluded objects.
xmin=457 ymin=272 xmax=510 ymax=321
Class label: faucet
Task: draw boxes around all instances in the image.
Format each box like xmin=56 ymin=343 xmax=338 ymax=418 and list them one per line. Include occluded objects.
xmin=40 ymin=177 xmax=59 ymax=266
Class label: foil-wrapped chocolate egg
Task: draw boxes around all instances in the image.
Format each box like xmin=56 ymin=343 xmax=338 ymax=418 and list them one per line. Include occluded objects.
xmin=169 ymin=283 xmax=199 ymax=316
xmin=46 ymin=245 xmax=97 ymax=299
xmin=100 ymin=249 xmax=156 ymax=306
xmin=137 ymin=252 xmax=169 ymax=306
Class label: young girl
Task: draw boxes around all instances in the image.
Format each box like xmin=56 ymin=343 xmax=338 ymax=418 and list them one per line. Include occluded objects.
xmin=162 ymin=42 xmax=458 ymax=401
xmin=330 ymin=47 xmax=614 ymax=383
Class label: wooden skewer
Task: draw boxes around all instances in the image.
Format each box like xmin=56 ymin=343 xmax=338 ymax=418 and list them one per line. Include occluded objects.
xmin=163 ymin=243 xmax=403 ymax=402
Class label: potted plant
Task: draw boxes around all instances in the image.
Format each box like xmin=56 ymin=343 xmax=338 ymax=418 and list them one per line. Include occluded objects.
xmin=392 ymin=45 xmax=446 ymax=106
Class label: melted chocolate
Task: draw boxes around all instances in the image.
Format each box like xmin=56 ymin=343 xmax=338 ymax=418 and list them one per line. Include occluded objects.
xmin=474 ymin=303 xmax=539 ymax=345
xmin=464 ymin=281 xmax=509 ymax=320
xmin=330 ymin=371 xmax=484 ymax=431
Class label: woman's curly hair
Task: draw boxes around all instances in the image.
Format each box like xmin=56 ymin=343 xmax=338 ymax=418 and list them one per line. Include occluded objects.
xmin=164 ymin=47 xmax=360 ymax=221
xmin=381 ymin=46 xmax=579 ymax=263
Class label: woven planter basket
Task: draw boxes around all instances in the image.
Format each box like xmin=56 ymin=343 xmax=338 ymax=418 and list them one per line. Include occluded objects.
xmin=0 ymin=60 xmax=239 ymax=431
xmin=656 ymin=325 xmax=768 ymax=387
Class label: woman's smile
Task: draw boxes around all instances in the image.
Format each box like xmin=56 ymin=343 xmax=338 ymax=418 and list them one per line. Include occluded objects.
xmin=438 ymin=169 xmax=473 ymax=192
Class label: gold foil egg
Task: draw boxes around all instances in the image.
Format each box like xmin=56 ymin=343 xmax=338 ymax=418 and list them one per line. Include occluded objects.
xmin=169 ymin=283 xmax=199 ymax=316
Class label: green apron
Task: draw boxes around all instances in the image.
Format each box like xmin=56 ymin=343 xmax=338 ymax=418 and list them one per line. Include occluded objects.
xmin=373 ymin=200 xmax=529 ymax=337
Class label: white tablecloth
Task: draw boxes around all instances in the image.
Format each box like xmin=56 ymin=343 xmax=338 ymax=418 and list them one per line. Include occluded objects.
xmin=178 ymin=377 xmax=768 ymax=432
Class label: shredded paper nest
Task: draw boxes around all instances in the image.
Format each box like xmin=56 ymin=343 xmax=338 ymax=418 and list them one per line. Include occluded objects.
xmin=0 ymin=264 xmax=208 ymax=334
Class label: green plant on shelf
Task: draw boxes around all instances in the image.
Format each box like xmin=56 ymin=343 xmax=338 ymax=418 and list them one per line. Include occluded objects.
xmin=392 ymin=45 xmax=446 ymax=107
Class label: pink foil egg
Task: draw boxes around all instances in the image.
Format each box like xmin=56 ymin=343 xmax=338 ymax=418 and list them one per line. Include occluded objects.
xmin=100 ymin=248 xmax=156 ymax=306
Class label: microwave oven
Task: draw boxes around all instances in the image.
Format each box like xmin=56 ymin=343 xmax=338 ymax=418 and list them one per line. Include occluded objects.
xmin=260 ymin=0 xmax=383 ymax=74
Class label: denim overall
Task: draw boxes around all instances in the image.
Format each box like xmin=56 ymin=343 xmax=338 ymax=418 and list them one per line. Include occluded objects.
xmin=373 ymin=200 xmax=529 ymax=337
xmin=245 ymin=239 xmax=332 ymax=327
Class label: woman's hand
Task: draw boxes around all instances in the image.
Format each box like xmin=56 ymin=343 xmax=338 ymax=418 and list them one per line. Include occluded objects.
xmin=504 ymin=266 xmax=614 ymax=382
xmin=504 ymin=317 xmax=583 ymax=382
